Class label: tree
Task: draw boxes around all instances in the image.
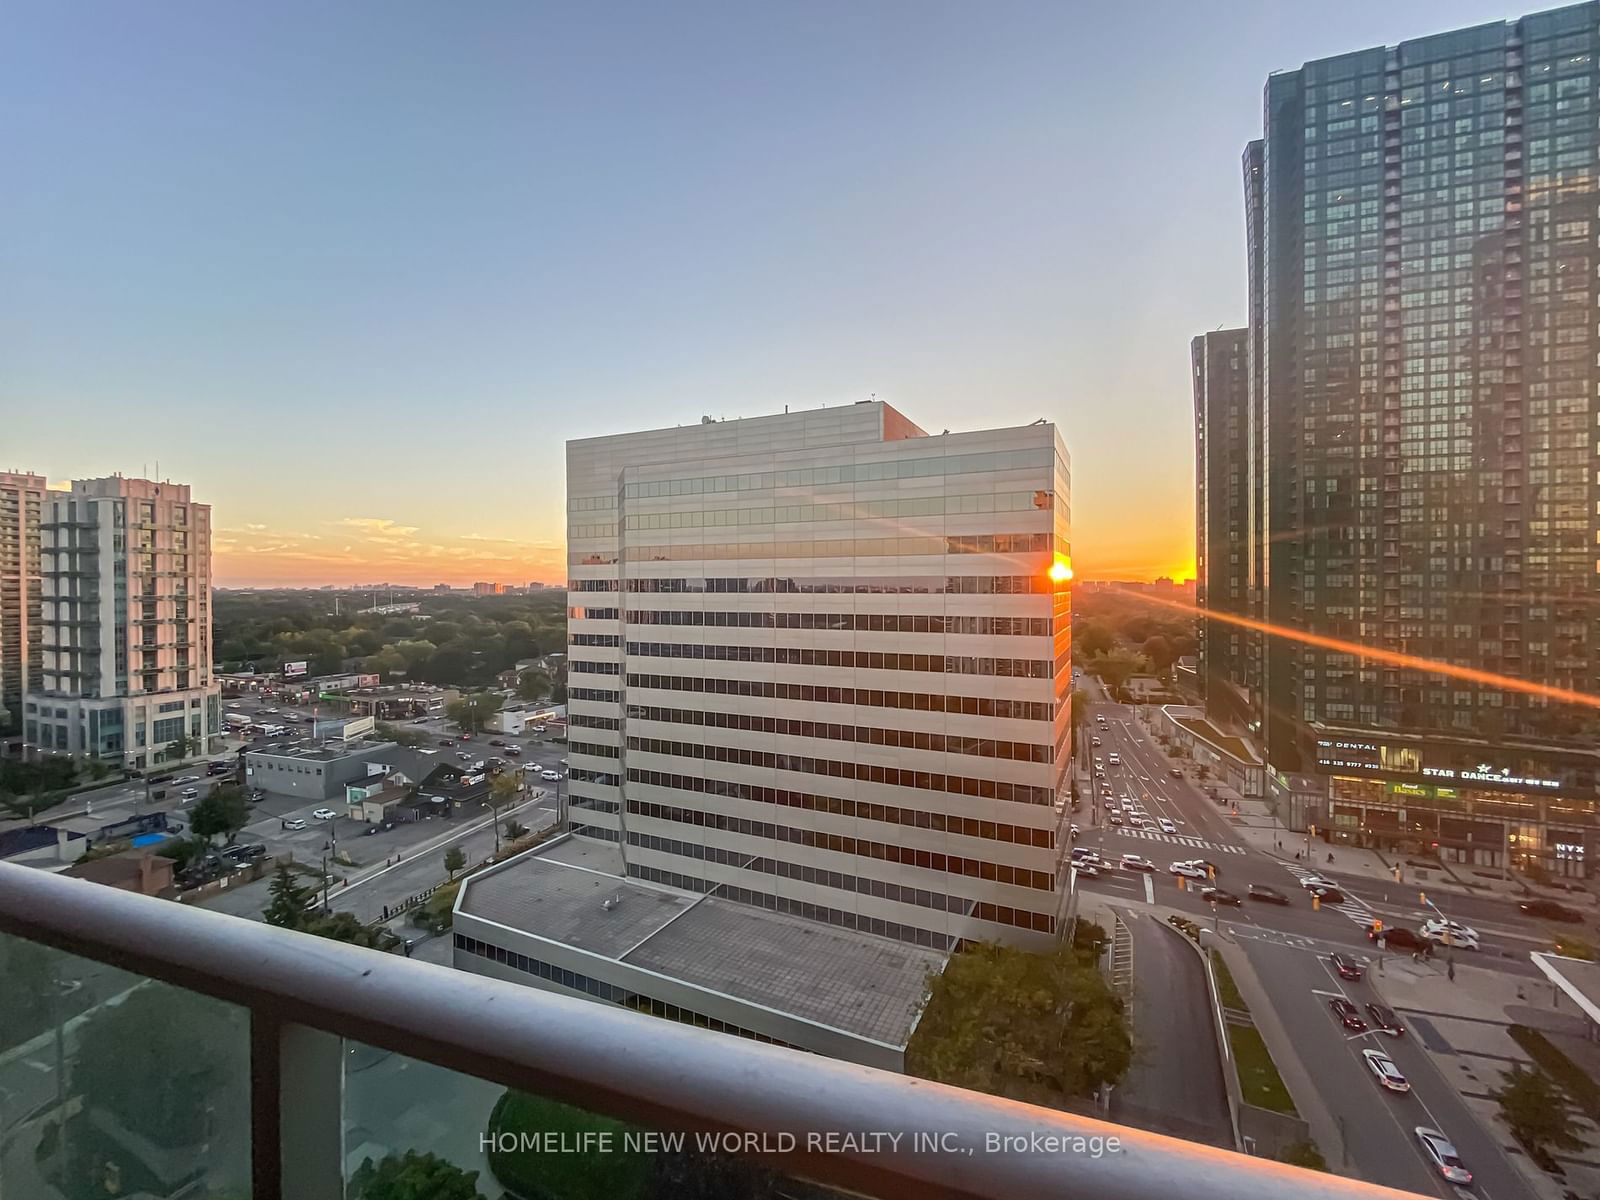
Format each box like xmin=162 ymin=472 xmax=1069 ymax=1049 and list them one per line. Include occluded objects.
xmin=503 ymin=820 xmax=530 ymax=842
xmin=488 ymin=772 xmax=521 ymax=852
xmin=393 ymin=639 xmax=438 ymax=671
xmin=446 ymin=692 xmax=502 ymax=733
xmin=1086 ymin=647 xmax=1151 ymax=694
xmin=1493 ymin=1064 xmax=1583 ymax=1164
xmin=190 ymin=785 xmax=250 ymax=846
xmin=1074 ymin=620 xmax=1115 ymax=659
xmin=906 ymin=938 xmax=1131 ymax=1106
xmin=263 ymin=863 xmax=317 ymax=930
xmin=368 ymin=647 xmax=409 ymax=678
xmin=375 ymin=722 xmax=430 ymax=749
xmin=1068 ymin=688 xmax=1088 ymax=756
xmin=347 ymin=1150 xmax=485 ymax=1200
xmin=517 ymin=668 xmax=552 ymax=701
xmin=444 ymin=847 xmax=467 ymax=880
xmin=1141 ymin=634 xmax=1177 ymax=675
xmin=169 ymin=731 xmax=191 ymax=761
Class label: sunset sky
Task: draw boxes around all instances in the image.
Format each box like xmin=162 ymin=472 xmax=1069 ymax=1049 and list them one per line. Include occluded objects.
xmin=2 ymin=0 xmax=1516 ymax=588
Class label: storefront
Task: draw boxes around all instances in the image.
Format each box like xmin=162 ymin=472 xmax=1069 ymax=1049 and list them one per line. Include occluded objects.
xmin=1323 ymin=773 xmax=1597 ymax=880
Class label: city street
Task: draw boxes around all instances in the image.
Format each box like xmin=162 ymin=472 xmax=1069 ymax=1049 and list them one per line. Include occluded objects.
xmin=1238 ymin=935 xmax=1529 ymax=1200
xmin=1070 ymin=679 xmax=1551 ymax=1198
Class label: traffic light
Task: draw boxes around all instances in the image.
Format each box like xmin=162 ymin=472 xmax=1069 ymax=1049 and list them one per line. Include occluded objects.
xmin=1419 ymin=891 xmax=1427 ymax=905
xmin=1372 ymin=918 xmax=1383 ymax=933
xmin=1312 ymin=894 xmax=1321 ymax=911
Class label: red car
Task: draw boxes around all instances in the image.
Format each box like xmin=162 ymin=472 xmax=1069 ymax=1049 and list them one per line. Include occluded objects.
xmin=1329 ymin=998 xmax=1368 ymax=1031
xmin=1330 ymin=952 xmax=1364 ymax=981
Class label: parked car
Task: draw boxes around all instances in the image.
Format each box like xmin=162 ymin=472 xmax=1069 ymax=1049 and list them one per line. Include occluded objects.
xmin=1120 ymin=854 xmax=1156 ymax=872
xmin=1366 ymin=1003 xmax=1404 ymax=1037
xmin=1200 ymin=887 xmax=1241 ymax=907
xmin=1414 ymin=1127 xmax=1472 ymax=1186
xmin=1362 ymin=1049 xmax=1410 ymax=1094
xmin=1328 ymin=998 xmax=1368 ymax=1031
xmin=1330 ymin=952 xmax=1364 ymax=981
xmin=1247 ymin=884 xmax=1290 ymax=905
xmin=312 ymin=807 xmax=338 ymax=821
xmin=1519 ymin=898 xmax=1584 ymax=923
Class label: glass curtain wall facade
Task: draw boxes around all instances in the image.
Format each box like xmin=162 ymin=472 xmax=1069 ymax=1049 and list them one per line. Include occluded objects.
xmin=566 ymin=402 xmax=1073 ymax=950
xmin=1246 ymin=1 xmax=1600 ymax=875
xmin=1193 ymin=328 xmax=1258 ymax=729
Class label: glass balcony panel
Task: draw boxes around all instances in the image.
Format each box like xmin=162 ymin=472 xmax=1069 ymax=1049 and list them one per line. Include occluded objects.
xmin=341 ymin=1041 xmax=859 ymax=1200
xmin=0 ymin=930 xmax=252 ymax=1199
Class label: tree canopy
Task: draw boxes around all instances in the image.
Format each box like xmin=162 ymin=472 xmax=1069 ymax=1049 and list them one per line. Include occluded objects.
xmin=189 ymin=784 xmax=250 ymax=844
xmin=348 ymin=1150 xmax=485 ymax=1200
xmin=906 ymin=928 xmax=1131 ymax=1107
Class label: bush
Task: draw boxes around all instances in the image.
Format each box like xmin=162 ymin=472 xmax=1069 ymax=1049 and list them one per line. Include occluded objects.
xmin=1277 ymin=1139 xmax=1327 ymax=1171
xmin=1554 ymin=935 xmax=1595 ymax=961
xmin=412 ymin=881 xmax=461 ymax=934
xmin=486 ymin=1091 xmax=649 ymax=1200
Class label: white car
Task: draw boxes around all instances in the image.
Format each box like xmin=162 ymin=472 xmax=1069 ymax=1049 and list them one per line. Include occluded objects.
xmin=1420 ymin=918 xmax=1479 ymax=951
xmin=1107 ymin=753 xmax=1121 ymax=765
xmin=1414 ymin=1127 xmax=1472 ymax=1186
xmin=540 ymin=769 xmax=562 ymax=782
xmin=312 ymin=807 xmax=338 ymax=821
xmin=1121 ymin=798 xmax=1136 ymax=810
xmin=283 ymin=818 xmax=307 ymax=831
xmin=1299 ymin=875 xmax=1336 ymax=891
xmin=1120 ymin=854 xmax=1156 ymax=872
xmin=1362 ymin=1049 xmax=1410 ymax=1094
xmin=1169 ymin=861 xmax=1208 ymax=879
xmin=1157 ymin=817 xmax=1177 ymax=834
xmin=180 ymin=787 xmax=199 ymax=800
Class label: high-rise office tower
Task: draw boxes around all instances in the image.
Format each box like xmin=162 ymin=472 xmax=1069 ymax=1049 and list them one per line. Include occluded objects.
xmin=0 ymin=471 xmax=47 ymax=735
xmin=1192 ymin=329 xmax=1260 ymax=730
xmin=1227 ymin=1 xmax=1600 ymax=877
xmin=566 ymin=402 xmax=1072 ymax=949
xmin=24 ymin=477 xmax=220 ymax=766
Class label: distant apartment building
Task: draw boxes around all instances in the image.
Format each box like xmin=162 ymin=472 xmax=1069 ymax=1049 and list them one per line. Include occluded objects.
xmin=1198 ymin=2 xmax=1600 ymax=877
xmin=1192 ymin=328 xmax=1261 ymax=732
xmin=0 ymin=472 xmax=46 ymax=735
xmin=24 ymin=477 xmax=220 ymax=767
xmin=566 ymin=401 xmax=1073 ymax=950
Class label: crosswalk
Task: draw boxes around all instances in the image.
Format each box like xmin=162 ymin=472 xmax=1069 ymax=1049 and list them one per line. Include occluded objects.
xmin=1104 ymin=827 xmax=1246 ymax=855
xmin=1282 ymin=863 xmax=1377 ymax=927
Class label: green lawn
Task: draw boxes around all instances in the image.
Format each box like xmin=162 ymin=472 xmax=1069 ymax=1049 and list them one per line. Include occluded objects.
xmin=1211 ymin=950 xmax=1249 ymax=1013
xmin=1229 ymin=1025 xmax=1297 ymax=1115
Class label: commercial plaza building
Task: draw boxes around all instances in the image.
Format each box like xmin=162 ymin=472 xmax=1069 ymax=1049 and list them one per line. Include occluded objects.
xmin=22 ymin=477 xmax=221 ymax=768
xmin=564 ymin=401 xmax=1073 ymax=951
xmin=0 ymin=472 xmax=46 ymax=736
xmin=1196 ymin=2 xmax=1600 ymax=876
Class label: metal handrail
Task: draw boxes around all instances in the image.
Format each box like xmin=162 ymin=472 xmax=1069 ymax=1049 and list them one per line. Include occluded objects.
xmin=0 ymin=863 xmax=1423 ymax=1200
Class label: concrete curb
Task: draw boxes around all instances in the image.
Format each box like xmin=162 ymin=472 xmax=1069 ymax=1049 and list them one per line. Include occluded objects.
xmin=1217 ymin=938 xmax=1351 ymax=1176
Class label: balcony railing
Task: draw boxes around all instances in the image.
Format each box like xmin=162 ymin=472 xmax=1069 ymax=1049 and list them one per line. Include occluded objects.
xmin=0 ymin=863 xmax=1420 ymax=1200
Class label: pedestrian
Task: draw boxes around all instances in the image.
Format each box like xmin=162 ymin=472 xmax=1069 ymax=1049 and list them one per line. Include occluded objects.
xmin=1327 ymin=852 xmax=1335 ymax=864
xmin=1447 ymin=960 xmax=1456 ymax=983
